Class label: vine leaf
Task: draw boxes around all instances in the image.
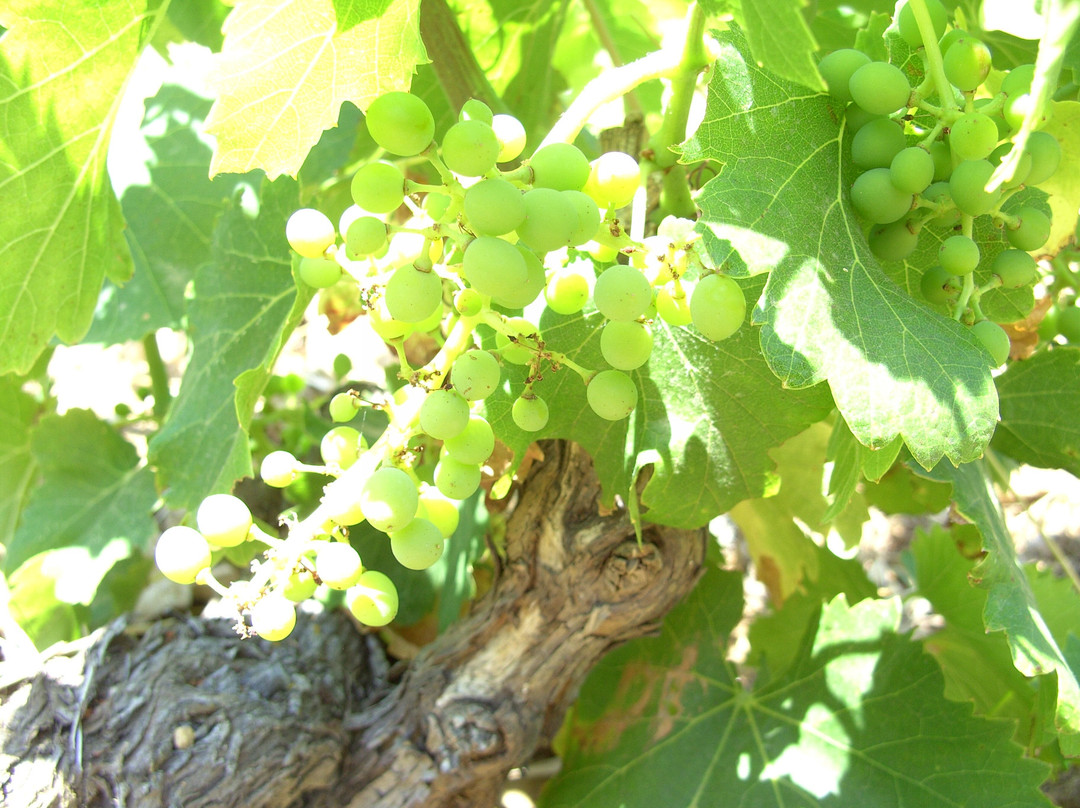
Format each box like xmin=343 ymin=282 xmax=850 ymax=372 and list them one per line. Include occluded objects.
xmin=1038 ymin=101 xmax=1080 ymax=256
xmin=680 ymin=27 xmax=998 ymax=470
xmin=542 ymin=568 xmax=1053 ymax=808
xmin=0 ymin=0 xmax=162 ymax=374
xmin=738 ymin=0 xmax=824 ymax=92
xmin=0 ymin=376 xmax=39 ymax=548
xmin=204 ymin=0 xmax=426 ymax=179
xmin=332 ymin=0 xmax=394 ymax=33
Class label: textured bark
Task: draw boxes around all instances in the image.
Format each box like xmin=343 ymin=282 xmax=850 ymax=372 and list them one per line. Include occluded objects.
xmin=0 ymin=441 xmax=707 ymax=808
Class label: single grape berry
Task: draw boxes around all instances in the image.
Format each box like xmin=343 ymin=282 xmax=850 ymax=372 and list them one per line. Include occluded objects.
xmin=320 ymin=425 xmax=363 ymax=469
xmin=452 ymin=350 xmax=501 ymax=400
xmin=464 ymin=178 xmax=526 ymax=236
xmin=851 ymin=118 xmax=906 ymax=169
xmin=586 ymin=370 xmax=638 ymax=421
xmin=495 ymin=317 xmax=538 ymax=364
xmin=817 ymin=49 xmax=871 ymax=102
xmin=545 ymin=266 xmax=591 ymax=315
xmin=282 ymin=571 xmax=317 ymax=602
xmin=261 ymin=450 xmax=298 ymax=487
xmin=848 ymin=62 xmax=911 ymax=116
xmin=155 ymin=526 xmax=212 ymax=585
xmin=250 ymin=596 xmax=296 ymax=641
xmin=512 ymin=395 xmax=549 ymax=432
xmin=346 ymin=571 xmax=399 ymax=626
xmin=868 ymin=220 xmax=919 ymax=263
xmin=896 ymin=0 xmax=947 ymax=48
xmin=889 ymin=147 xmax=934 ymax=194
xmin=463 ymin=236 xmax=528 ymax=299
xmin=991 ymin=250 xmax=1038 ymax=288
xmin=1006 ymin=207 xmax=1051 ymax=252
xmin=329 ymin=392 xmax=360 ymax=423
xmin=345 ymin=216 xmax=387 ymax=258
xmin=943 ymin=36 xmax=992 ymax=92
xmin=298 ymin=256 xmax=342 ymax=289
xmin=455 ymin=288 xmax=483 ymax=317
xmin=971 ymin=320 xmax=1010 ymax=367
xmin=385 ymin=264 xmax=443 ymax=323
xmin=601 ymin=320 xmax=653 ymax=370
xmin=360 ymin=467 xmax=418 ymax=534
xmin=390 ymin=518 xmax=445 ymax=570
xmin=920 ymin=265 xmax=959 ymax=304
xmin=286 ymin=208 xmax=336 ymax=258
xmin=419 ymin=486 xmax=460 ymax=538
xmin=419 ymin=389 xmax=471 ymax=441
xmin=988 ymin=143 xmax=1032 ymax=188
xmin=350 ymin=161 xmax=405 ymax=213
xmin=938 ymin=235 xmax=981 ymax=276
xmin=493 ymin=246 xmax=547 ymax=309
xmin=516 ymin=188 xmax=579 ymax=252
xmin=949 ymin=160 xmax=1000 ymax=216
xmin=851 ymin=167 xmax=914 ymax=224
xmin=1024 ymin=131 xmax=1061 ymax=185
xmin=691 ymin=274 xmax=746 ymax=341
xmin=562 ymin=190 xmax=602 ymax=247
xmin=365 ymin=92 xmax=435 ymax=156
xmin=460 ymin=98 xmax=493 ymax=124
xmin=442 ymin=119 xmax=500 ymax=177
xmin=657 ymin=286 xmax=693 ymax=325
xmin=1058 ymin=306 xmax=1080 ymax=343
xmin=583 ymin=151 xmax=640 ymax=208
xmin=443 ymin=415 xmax=496 ymax=463
xmin=315 ymin=541 xmax=364 ymax=590
xmin=593 ymin=265 xmax=653 ymax=321
xmin=434 ymin=456 xmax=482 ymax=499
xmin=196 ymin=494 xmax=252 ymax=548
xmin=949 ymin=113 xmax=999 ymax=162
xmin=530 ymin=142 xmax=591 ymax=191
xmin=492 ymin=114 xmax=527 ymax=162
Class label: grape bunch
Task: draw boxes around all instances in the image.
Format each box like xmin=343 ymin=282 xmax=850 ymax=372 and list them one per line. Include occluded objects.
xmin=819 ymin=0 xmax=1061 ymax=366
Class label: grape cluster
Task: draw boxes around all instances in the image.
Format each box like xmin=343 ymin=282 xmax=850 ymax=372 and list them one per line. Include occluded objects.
xmin=156 ymin=91 xmax=747 ymax=638
xmin=820 ymin=0 xmax=1061 ymax=366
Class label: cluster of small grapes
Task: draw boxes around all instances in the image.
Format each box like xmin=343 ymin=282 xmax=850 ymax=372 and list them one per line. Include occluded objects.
xmin=819 ymin=0 xmax=1062 ymax=366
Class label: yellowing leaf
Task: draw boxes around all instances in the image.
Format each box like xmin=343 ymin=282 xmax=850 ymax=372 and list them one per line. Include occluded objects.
xmin=1038 ymin=100 xmax=1080 ymax=256
xmin=204 ymin=0 xmax=426 ymax=178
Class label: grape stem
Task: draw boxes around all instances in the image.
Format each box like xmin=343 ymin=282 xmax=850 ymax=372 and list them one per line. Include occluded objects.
xmin=142 ymin=331 xmax=172 ymax=420
xmin=952 ymin=213 xmax=976 ymax=320
xmin=908 ymin=0 xmax=958 ymax=114
xmin=477 ymin=309 xmax=594 ymax=381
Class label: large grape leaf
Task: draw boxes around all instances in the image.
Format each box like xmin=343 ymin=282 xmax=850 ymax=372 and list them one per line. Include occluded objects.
xmin=1038 ymin=101 xmax=1080 ymax=256
xmin=680 ymin=27 xmax=999 ymax=470
xmin=0 ymin=0 xmax=164 ymax=374
xmin=149 ymin=177 xmax=315 ymax=509
xmin=737 ymin=0 xmax=824 ymax=92
xmin=0 ymin=376 xmax=39 ymax=547
xmin=542 ymin=568 xmax=1052 ymax=808
xmin=204 ymin=0 xmax=425 ymax=179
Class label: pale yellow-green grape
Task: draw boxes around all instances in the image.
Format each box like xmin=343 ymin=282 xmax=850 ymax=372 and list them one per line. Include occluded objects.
xmin=320 ymin=426 xmax=364 ymax=470
xmin=286 ymin=208 xmax=336 ymax=258
xmin=586 ymin=370 xmax=638 ymax=421
xmin=346 ymin=571 xmax=399 ymax=626
xmin=250 ymin=595 xmax=297 ymax=641
xmin=544 ymin=265 xmax=591 ymax=315
xmin=657 ymin=286 xmax=693 ymax=326
xmin=451 ymin=349 xmax=501 ymax=400
xmin=512 ymin=395 xmax=549 ymax=432
xmin=361 ymin=466 xmax=419 ymax=533
xmin=261 ymin=450 xmax=299 ymax=488
xmin=492 ymin=113 xmax=526 ymax=162
xmin=365 ymin=91 xmax=435 ymax=156
xmin=196 ymin=494 xmax=252 ymax=548
xmin=418 ymin=485 xmax=460 ymax=538
xmin=690 ymin=274 xmax=745 ymax=341
xmin=155 ymin=525 xmax=213 ymax=585
xmin=419 ymin=389 xmax=471 ymax=440
xmin=584 ymin=151 xmax=640 ymax=209
xmin=315 ymin=541 xmax=364 ymax=589
xmin=443 ymin=414 xmax=496 ymax=463
xmin=495 ymin=317 xmax=540 ymax=364
xmin=593 ymin=265 xmax=653 ymax=321
xmin=389 ymin=518 xmax=445 ymax=570
xmin=321 ymin=479 xmax=368 ymax=526
xmin=282 ymin=569 xmax=318 ymax=602
xmin=530 ymin=142 xmax=591 ymax=191
xmin=434 ymin=455 xmax=482 ymax=499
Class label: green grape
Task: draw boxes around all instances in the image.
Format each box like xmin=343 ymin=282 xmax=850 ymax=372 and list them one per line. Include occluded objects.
xmin=346 ymin=571 xmax=399 ymax=626
xmin=1003 ymin=92 xmax=1050 ymax=130
xmin=545 ymin=266 xmax=591 ymax=315
xmin=949 ymin=113 xmax=999 ymax=161
xmin=495 ymin=317 xmax=538 ymax=364
xmin=286 ymin=208 xmax=336 ymax=258
xmin=691 ymin=274 xmax=746 ymax=341
xmin=1059 ymin=306 xmax=1080 ymax=342
xmin=516 ymin=188 xmax=578 ymax=252
xmin=657 ymin=286 xmax=693 ymax=325
xmin=350 ymin=161 xmax=405 ymax=214
xmin=1001 ymin=64 xmax=1035 ymax=97
xmin=434 ymin=456 xmax=482 ymax=499
xmin=321 ymin=480 xmax=367 ymax=526
xmin=942 ymin=36 xmax=991 ymax=92
xmin=889 ymin=147 xmax=934 ymax=194
xmin=1038 ymin=306 xmax=1060 ymax=341
xmin=442 ymin=119 xmax=500 ymax=177
xmin=419 ymin=486 xmax=460 ymax=537
xmin=282 ymin=571 xmax=317 ymax=602
xmin=298 ymin=256 xmax=342 ymax=289
xmin=949 ymin=159 xmax=1000 ymax=216
xmin=844 ymin=104 xmax=877 ymax=134
xmin=419 ymin=388 xmax=471 ymax=440
xmin=492 ymin=114 xmax=527 ymax=162
xmin=196 ymin=494 xmax=252 ymax=548
xmin=593 ymin=265 xmax=653 ymax=321
xmin=937 ymin=28 xmax=967 ymax=55
xmin=368 ymin=296 xmax=412 ymax=341
xmin=365 ymin=91 xmax=435 ymax=156
xmin=583 ymin=151 xmax=639 ymax=208
xmin=423 ymin=192 xmax=453 ymax=222
xmin=155 ymin=525 xmax=212 ymax=585
xmin=320 ymin=426 xmax=362 ymax=469
xmin=851 ymin=117 xmax=906 ymax=169
xmin=386 ymin=265 xmax=443 ymax=323
xmin=848 ymin=62 xmax=911 ymax=116
xmin=530 ymin=142 xmax=591 ymax=191
xmin=938 ymin=235 xmax=980 ymax=275
xmin=586 ymin=370 xmax=638 ymax=421
xmin=455 ymin=288 xmax=483 ymax=316
xmin=563 ymin=190 xmax=602 ymax=247
xmin=329 ymin=392 xmax=359 ymax=423
xmin=463 ymin=178 xmax=526 ymax=236
xmin=360 ymin=467 xmax=418 ymax=533
xmin=261 ymin=450 xmax=298 ymax=487
xmin=250 ymin=595 xmax=296 ymax=641
xmin=601 ymin=321 xmax=653 ymax=370
xmin=971 ymin=320 xmax=1010 ymax=366
xmin=345 ymin=216 xmax=387 ymax=258
xmin=929 ymin=139 xmax=952 ymax=181
xmin=460 ymin=98 xmax=493 ymax=124
xmin=974 ymin=98 xmax=1011 ymax=140
xmin=1006 ymin=207 xmax=1051 ymax=251
xmin=920 ymin=265 xmax=959 ymax=304
xmin=390 ymin=518 xmax=445 ymax=570
xmin=850 ymin=168 xmax=914 ymax=223
xmin=315 ymin=541 xmax=364 ymax=589
xmin=896 ymin=0 xmax=947 ymax=48
xmin=868 ymin=220 xmax=919 ymax=262
xmin=463 ymin=236 xmax=528 ymax=299
xmin=1025 ymin=131 xmax=1062 ymax=185
xmin=512 ymin=395 xmax=549 ymax=432
xmin=415 ymin=301 xmax=445 ymax=334
xmin=443 ymin=414 xmax=495 ymax=463
xmin=817 ymin=48 xmax=871 ymax=102
xmin=987 ymin=143 xmax=1032 ymax=188
xmin=493 ymin=246 xmax=546 ymax=308
xmin=451 ymin=350 xmax=501 ymax=400
xmin=991 ymin=250 xmax=1038 ymax=288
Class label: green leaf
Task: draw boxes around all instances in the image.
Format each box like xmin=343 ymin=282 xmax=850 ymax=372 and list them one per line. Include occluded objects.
xmin=149 ymin=176 xmax=315 ymax=509
xmin=993 ymin=346 xmax=1080 ymax=475
xmin=543 ymin=569 xmax=1053 ymax=808
xmin=332 ymin=0 xmax=393 ymax=33
xmin=0 ymin=0 xmax=165 ymax=374
xmin=1026 ymin=564 xmax=1080 ymax=656
xmin=204 ymin=0 xmax=426 ymax=178
xmin=680 ymin=27 xmax=999 ymax=470
xmin=165 ymin=0 xmax=231 ymax=51
xmin=1040 ymin=101 xmax=1080 ymax=256
xmin=5 ymin=553 xmax=82 ymax=650
xmin=807 ymin=1 xmax=894 ymax=54
xmin=737 ymin=0 xmax=824 ymax=92
xmin=0 ymin=376 xmax=39 ymax=547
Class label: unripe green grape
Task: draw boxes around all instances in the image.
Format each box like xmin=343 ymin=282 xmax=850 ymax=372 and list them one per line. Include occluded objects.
xmin=889 ymin=147 xmax=934 ymax=194
xmin=346 ymin=571 xmax=399 ymax=626
xmin=974 ymin=98 xmax=1011 ymax=140
xmin=949 ymin=113 xmax=999 ymax=161
xmin=196 ymin=494 xmax=252 ymax=548
xmin=351 ymin=161 xmax=405 ymax=214
xmin=851 ymin=167 xmax=914 ymax=223
xmin=844 ymin=103 xmax=878 ymax=134
xmin=321 ymin=480 xmax=367 ymax=526
xmin=492 ymin=113 xmax=527 ymax=162
xmin=920 ymin=265 xmax=959 ymax=304
xmin=368 ymin=297 xmax=412 ymax=341
xmin=1003 ymin=92 xmax=1050 ymax=130
xmin=848 ymin=62 xmax=911 ymax=115
xmin=455 ymin=288 xmax=483 ymax=316
xmin=390 ymin=518 xmax=444 ymax=570
xmin=443 ymin=414 xmax=495 ymax=463
xmin=282 ymin=571 xmax=317 ymax=602
xmin=442 ymin=119 xmax=500 ymax=177
xmin=261 ymin=450 xmax=299 ymax=487
xmin=939 ymin=235 xmax=980 ymax=275
xmin=987 ymin=143 xmax=1032 ymax=188
xmin=851 ymin=118 xmax=906 ymax=169
xmin=320 ymin=426 xmax=362 ymax=469
xmin=415 ymin=303 xmax=445 ymax=335
xmin=943 ymin=36 xmax=991 ymax=92
xmin=1002 ymin=64 xmax=1035 ymax=97
xmin=949 ymin=159 xmax=1000 ymax=216
xmin=298 ymin=256 xmax=342 ymax=289
xmin=451 ymin=350 xmax=501 ymax=400
xmin=1058 ymin=306 xmax=1080 ymax=342
xmin=155 ymin=525 xmax=212 ymax=585
xmin=329 ymin=392 xmax=360 ymax=423
xmin=250 ymin=595 xmax=296 ymax=641
xmin=600 ymin=320 xmax=653 ymax=370
xmin=464 ymin=178 xmax=526 ymax=236
xmin=929 ymin=139 xmax=952 ymax=181
xmin=545 ymin=266 xmax=591 ymax=315
xmin=386 ymin=265 xmax=443 ymax=323
xmin=463 ymin=236 xmax=528 ymax=299
xmin=593 ymin=265 xmax=653 ymax=321
xmin=495 ymin=317 xmax=538 ymax=364
xmin=434 ymin=456 xmax=482 ymax=499
xmin=516 ymin=188 xmax=578 ymax=252
xmin=896 ymin=0 xmax=947 ymax=48
xmin=419 ymin=486 xmax=460 ymax=538
xmin=361 ymin=467 xmax=419 ymax=533
xmin=991 ymin=250 xmax=1038 ymax=288
xmin=563 ymin=190 xmax=602 ymax=247
xmin=528 ymin=142 xmax=590 ymax=191
xmin=460 ymin=98 xmax=493 ymax=124
xmin=657 ymin=286 xmax=693 ymax=325
xmin=512 ymin=395 xmax=549 ymax=432
xmin=868 ymin=220 xmax=919 ymax=263
xmin=586 ymin=370 xmax=638 ymax=421
xmin=583 ymin=151 xmax=640 ymax=208
xmin=971 ymin=320 xmax=1010 ymax=366
xmin=938 ymin=28 xmax=967 ymax=55
xmin=315 ymin=541 xmax=364 ymax=589
xmin=365 ymin=92 xmax=434 ymax=156
xmin=493 ymin=246 xmax=546 ymax=309
xmin=691 ymin=274 xmax=746 ymax=341
xmin=1006 ymin=207 xmax=1051 ymax=251
xmin=286 ymin=208 xmax=336 ymax=258
xmin=1025 ymin=132 xmax=1062 ymax=185
xmin=419 ymin=388 xmax=471 ymax=440
xmin=818 ymin=48 xmax=871 ymax=102
xmin=1039 ymin=306 xmax=1060 ymax=341
xmin=345 ymin=216 xmax=387 ymax=258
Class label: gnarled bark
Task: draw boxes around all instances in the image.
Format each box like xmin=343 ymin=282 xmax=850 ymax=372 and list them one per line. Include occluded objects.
xmin=0 ymin=441 xmax=707 ymax=808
